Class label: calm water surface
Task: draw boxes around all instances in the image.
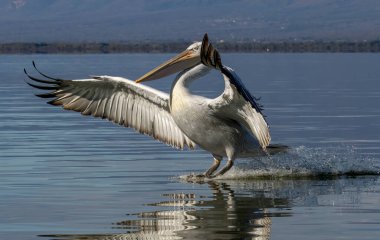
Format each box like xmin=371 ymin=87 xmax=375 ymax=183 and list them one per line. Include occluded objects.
xmin=1 ymin=53 xmax=380 ymax=240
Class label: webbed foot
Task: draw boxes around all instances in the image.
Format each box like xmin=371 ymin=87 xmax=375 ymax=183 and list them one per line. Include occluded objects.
xmin=185 ymin=173 xmax=215 ymax=183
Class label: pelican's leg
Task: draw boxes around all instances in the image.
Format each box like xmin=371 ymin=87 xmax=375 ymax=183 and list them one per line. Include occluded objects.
xmin=186 ymin=155 xmax=222 ymax=181
xmin=214 ymin=159 xmax=234 ymax=177
xmin=204 ymin=155 xmax=222 ymax=178
xmin=213 ymin=149 xmax=235 ymax=177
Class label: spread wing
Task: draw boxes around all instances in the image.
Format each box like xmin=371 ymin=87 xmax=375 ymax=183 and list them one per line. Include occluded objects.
xmin=25 ymin=63 xmax=196 ymax=149
xmin=209 ymin=66 xmax=271 ymax=149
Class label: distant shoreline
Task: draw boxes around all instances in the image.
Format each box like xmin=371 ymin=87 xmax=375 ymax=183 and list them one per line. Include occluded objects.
xmin=1 ymin=41 xmax=380 ymax=54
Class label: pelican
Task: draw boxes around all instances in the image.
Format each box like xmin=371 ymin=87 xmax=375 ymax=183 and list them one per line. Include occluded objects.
xmin=26 ymin=34 xmax=286 ymax=178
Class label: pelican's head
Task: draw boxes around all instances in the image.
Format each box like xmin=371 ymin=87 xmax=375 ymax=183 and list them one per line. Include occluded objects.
xmin=135 ymin=34 xmax=222 ymax=83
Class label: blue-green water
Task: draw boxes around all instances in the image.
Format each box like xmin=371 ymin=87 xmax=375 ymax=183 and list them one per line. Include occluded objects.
xmin=1 ymin=53 xmax=380 ymax=240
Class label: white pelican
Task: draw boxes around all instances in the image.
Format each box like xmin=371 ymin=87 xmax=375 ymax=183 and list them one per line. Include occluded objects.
xmin=26 ymin=34 xmax=286 ymax=178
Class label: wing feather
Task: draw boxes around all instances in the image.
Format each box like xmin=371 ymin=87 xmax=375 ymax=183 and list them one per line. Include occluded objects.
xmin=25 ymin=66 xmax=195 ymax=149
xmin=209 ymin=66 xmax=271 ymax=149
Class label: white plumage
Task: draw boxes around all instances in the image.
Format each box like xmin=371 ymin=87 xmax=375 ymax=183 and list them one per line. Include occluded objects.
xmin=26 ymin=34 xmax=285 ymax=178
xmin=209 ymin=66 xmax=270 ymax=149
xmin=26 ymin=72 xmax=196 ymax=150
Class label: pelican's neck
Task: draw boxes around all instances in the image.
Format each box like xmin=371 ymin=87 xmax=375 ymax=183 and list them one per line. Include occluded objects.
xmin=171 ymin=64 xmax=211 ymax=96
xmin=169 ymin=64 xmax=211 ymax=111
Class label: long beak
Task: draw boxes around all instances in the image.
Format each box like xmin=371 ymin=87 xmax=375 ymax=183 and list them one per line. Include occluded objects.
xmin=135 ymin=49 xmax=200 ymax=83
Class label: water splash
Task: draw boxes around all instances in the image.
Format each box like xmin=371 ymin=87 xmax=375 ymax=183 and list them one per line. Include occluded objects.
xmin=180 ymin=146 xmax=380 ymax=181
xmin=222 ymin=145 xmax=380 ymax=180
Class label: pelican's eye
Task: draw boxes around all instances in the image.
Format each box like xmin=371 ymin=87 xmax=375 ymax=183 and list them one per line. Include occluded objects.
xmin=189 ymin=46 xmax=199 ymax=53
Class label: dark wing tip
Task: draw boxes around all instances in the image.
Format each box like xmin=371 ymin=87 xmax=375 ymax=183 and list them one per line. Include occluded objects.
xmin=26 ymin=81 xmax=57 ymax=90
xmin=47 ymin=99 xmax=61 ymax=106
xmin=203 ymin=33 xmax=209 ymax=43
xmin=201 ymin=34 xmax=209 ymax=65
xmin=201 ymin=34 xmax=222 ymax=69
xmin=25 ymin=61 xmax=66 ymax=86
xmin=221 ymin=66 xmax=266 ymax=117
xmin=25 ymin=62 xmax=65 ymax=100
xmin=35 ymin=93 xmax=56 ymax=98
xmin=213 ymin=49 xmax=222 ymax=70
xmin=32 ymin=61 xmax=66 ymax=81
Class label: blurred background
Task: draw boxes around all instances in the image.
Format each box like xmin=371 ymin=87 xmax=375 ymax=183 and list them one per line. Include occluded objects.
xmin=1 ymin=0 xmax=380 ymax=53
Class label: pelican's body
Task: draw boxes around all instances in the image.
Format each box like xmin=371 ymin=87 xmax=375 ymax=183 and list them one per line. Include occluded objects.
xmin=170 ymin=65 xmax=260 ymax=159
xmin=26 ymin=34 xmax=285 ymax=178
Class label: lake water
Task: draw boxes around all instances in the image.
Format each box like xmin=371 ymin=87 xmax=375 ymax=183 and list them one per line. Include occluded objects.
xmin=1 ymin=53 xmax=380 ymax=240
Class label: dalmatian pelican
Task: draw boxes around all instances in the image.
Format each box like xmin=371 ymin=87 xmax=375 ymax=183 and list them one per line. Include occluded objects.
xmin=26 ymin=34 xmax=286 ymax=178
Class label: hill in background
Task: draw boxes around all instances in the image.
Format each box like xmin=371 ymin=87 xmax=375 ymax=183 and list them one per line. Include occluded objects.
xmin=1 ymin=0 xmax=380 ymax=43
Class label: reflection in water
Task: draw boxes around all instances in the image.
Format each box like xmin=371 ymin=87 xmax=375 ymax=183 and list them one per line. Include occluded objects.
xmin=40 ymin=177 xmax=378 ymax=240
xmin=172 ymin=181 xmax=284 ymax=240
